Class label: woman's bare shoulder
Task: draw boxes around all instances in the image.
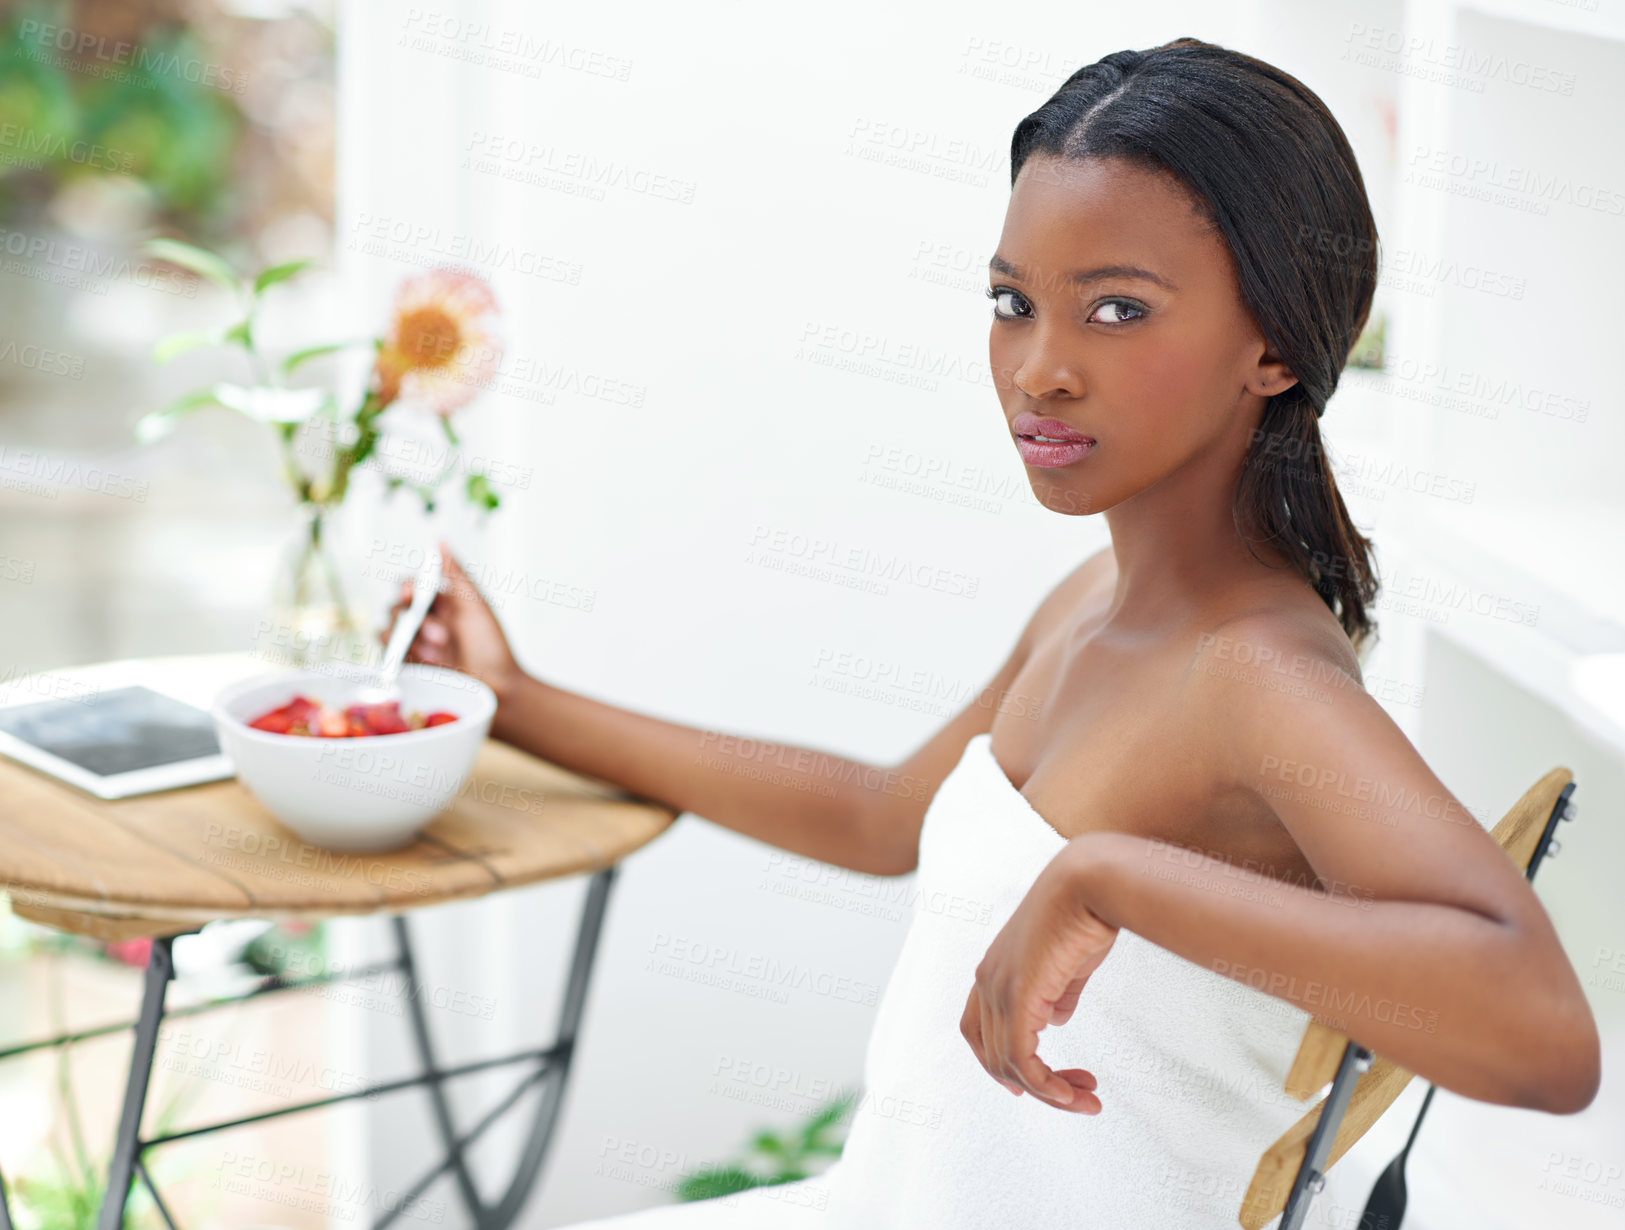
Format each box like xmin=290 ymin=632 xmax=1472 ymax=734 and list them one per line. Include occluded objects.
xmin=1194 ymin=599 xmax=1364 ymax=693
xmin=1022 ymin=544 xmax=1116 ymax=646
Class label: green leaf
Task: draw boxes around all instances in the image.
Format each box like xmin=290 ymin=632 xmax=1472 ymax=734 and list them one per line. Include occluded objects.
xmin=253 ymin=259 xmax=313 ymax=295
xmin=465 ymin=471 xmax=499 ymax=512
xmin=134 ymin=388 xmax=225 ymax=444
xmin=222 ymin=319 xmax=254 ymax=350
xmin=749 ymin=1131 xmax=789 ymax=1158
xmin=140 ymin=238 xmax=242 ymax=295
xmin=670 ymin=1093 xmax=851 ymax=1206
xmin=282 ymin=341 xmax=359 ymax=376
xmin=152 ymin=328 xmax=222 ymax=365
xmin=674 ymin=1167 xmax=762 ymax=1202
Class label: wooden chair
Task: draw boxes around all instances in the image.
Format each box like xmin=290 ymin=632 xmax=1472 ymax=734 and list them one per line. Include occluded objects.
xmin=1236 ymin=768 xmax=1578 ymax=1230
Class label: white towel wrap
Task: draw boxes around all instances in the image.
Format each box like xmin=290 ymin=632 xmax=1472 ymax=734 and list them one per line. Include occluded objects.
xmin=563 ymin=731 xmax=1363 ymax=1228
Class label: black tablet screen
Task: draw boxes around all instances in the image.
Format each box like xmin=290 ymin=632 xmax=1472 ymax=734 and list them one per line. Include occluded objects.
xmin=0 ymin=684 xmax=220 ymax=777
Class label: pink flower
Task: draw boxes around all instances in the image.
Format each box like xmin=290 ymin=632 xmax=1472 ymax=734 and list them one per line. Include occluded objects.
xmin=371 ymin=268 xmax=504 ymax=416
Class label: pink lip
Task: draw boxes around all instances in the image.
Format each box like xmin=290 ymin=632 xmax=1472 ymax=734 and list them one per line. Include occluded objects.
xmin=1011 ymin=412 xmax=1095 ymax=468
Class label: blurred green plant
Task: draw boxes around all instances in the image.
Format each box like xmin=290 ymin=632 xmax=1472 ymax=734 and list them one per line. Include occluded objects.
xmin=132 ymin=237 xmax=506 ymax=519
xmin=130 ymin=237 xmax=506 ymax=663
xmin=673 ymin=1091 xmax=855 ymax=1202
xmin=239 ymin=919 xmax=325 ymax=980
xmin=0 ymin=1 xmax=242 ymax=235
xmin=1348 ymin=307 xmax=1386 ymax=371
xmin=0 ymin=914 xmax=323 ymax=1226
xmin=10 ymin=950 xmax=200 ymax=1230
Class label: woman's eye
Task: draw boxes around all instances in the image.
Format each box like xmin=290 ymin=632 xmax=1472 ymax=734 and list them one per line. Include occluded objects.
xmin=986 ymin=287 xmax=1030 ymax=319
xmin=1092 ymin=299 xmax=1146 ymax=324
xmin=987 ymin=287 xmax=1145 ymax=325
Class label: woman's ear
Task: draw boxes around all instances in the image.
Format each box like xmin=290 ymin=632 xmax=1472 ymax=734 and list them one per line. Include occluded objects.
xmin=1249 ymin=347 xmax=1299 ymax=398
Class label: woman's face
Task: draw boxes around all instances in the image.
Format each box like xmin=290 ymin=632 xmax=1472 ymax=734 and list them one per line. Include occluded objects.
xmin=988 ymin=154 xmax=1296 ymax=516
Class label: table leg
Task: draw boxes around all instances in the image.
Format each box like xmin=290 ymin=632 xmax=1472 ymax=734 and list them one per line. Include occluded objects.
xmin=393 ymin=912 xmax=488 ymax=1223
xmin=29 ymin=864 xmax=618 ymax=1230
xmin=97 ymin=936 xmax=175 ymax=1230
xmin=378 ymin=863 xmax=619 ymax=1230
xmin=483 ymin=862 xmax=618 ymax=1228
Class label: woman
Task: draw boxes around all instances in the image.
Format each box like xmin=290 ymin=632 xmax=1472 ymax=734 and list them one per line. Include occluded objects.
xmin=385 ymin=37 xmax=1600 ymax=1228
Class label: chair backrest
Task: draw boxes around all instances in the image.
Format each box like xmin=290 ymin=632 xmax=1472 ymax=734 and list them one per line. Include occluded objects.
xmin=1236 ymin=766 xmax=1575 ymax=1229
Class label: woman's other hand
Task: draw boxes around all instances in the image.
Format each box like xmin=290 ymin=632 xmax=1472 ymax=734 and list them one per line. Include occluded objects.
xmin=960 ymin=844 xmax=1119 ymax=1113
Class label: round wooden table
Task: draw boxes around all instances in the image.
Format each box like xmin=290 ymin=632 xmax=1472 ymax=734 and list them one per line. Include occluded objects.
xmin=0 ymin=652 xmax=678 ymax=1230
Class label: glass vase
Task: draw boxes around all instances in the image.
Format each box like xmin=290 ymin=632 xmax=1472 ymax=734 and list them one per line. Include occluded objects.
xmin=263 ymin=501 xmax=371 ymax=670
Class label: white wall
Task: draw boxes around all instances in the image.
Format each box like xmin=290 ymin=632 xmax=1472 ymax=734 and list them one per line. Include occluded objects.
xmin=327 ymin=2 xmax=1625 ymax=1227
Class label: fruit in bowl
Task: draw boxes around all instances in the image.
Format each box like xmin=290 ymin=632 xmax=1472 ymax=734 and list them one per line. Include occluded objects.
xmin=212 ymin=662 xmax=497 ymax=852
xmin=247 ymin=694 xmax=460 ymax=737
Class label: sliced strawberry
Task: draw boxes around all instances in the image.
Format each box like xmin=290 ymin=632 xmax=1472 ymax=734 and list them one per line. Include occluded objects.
xmin=249 ymin=693 xmax=458 ymax=737
xmin=344 ymin=701 xmax=410 ymax=735
xmin=248 ymin=694 xmax=321 ymax=733
xmin=315 ymin=707 xmax=349 ymax=737
xmin=248 ymin=710 xmax=295 ymax=733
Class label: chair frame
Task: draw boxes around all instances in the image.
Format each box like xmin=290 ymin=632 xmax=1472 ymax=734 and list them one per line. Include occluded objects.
xmin=1239 ymin=769 xmax=1578 ymax=1230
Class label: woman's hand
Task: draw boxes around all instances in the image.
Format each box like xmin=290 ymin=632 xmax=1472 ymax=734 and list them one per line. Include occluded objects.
xmin=381 ymin=541 xmax=525 ymax=704
xmin=959 ymin=845 xmax=1119 ymax=1113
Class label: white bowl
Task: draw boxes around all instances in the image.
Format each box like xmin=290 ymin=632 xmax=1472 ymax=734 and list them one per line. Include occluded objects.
xmin=211 ymin=662 xmax=497 ymax=852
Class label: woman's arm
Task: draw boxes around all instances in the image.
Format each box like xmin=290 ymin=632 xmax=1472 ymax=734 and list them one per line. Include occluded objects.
xmin=489 ymin=670 xmax=932 ymax=876
xmin=395 ymin=544 xmax=1104 ymax=877
xmin=488 ymin=548 xmax=1112 ymax=877
xmin=1067 ymin=829 xmax=1597 ymax=1112
xmin=961 ymin=611 xmax=1601 ymax=1115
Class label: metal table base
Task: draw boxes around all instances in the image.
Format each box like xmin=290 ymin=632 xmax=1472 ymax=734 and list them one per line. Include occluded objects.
xmin=0 ymin=864 xmax=618 ymax=1230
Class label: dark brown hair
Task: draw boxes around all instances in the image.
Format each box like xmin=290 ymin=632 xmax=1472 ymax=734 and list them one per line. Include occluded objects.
xmin=1010 ymin=36 xmax=1381 ymax=656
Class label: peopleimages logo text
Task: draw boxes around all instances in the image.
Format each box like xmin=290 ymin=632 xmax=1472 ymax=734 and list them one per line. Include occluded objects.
xmin=16 ymin=20 xmax=247 ymax=94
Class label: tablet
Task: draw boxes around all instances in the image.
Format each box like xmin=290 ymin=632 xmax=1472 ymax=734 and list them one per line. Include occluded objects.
xmin=0 ymin=683 xmax=235 ymax=799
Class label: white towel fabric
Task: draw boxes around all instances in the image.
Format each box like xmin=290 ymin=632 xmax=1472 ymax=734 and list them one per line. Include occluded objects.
xmin=562 ymin=732 xmax=1363 ymax=1228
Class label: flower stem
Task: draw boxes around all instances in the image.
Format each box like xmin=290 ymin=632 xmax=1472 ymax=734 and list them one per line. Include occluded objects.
xmin=277 ymin=421 xmax=312 ymax=504
xmin=311 ymin=505 xmax=360 ymax=644
xmin=328 ymin=391 xmax=386 ymax=506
